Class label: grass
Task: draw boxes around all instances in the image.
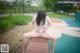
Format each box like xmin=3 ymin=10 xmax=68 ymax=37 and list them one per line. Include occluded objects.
xmin=12 ymin=16 xmax=32 ymax=25
xmin=0 ymin=15 xmax=32 ymax=33
xmin=48 ymin=13 xmax=75 ymax=18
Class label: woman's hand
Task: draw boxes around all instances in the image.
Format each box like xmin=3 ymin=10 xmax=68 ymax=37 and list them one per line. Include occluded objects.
xmin=32 ymin=21 xmax=35 ymax=26
xmin=48 ymin=23 xmax=52 ymax=26
xmin=32 ymin=21 xmax=35 ymax=24
xmin=42 ymin=27 xmax=47 ymax=33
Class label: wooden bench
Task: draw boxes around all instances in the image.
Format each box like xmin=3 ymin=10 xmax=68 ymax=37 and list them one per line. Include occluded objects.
xmin=23 ymin=37 xmax=49 ymax=53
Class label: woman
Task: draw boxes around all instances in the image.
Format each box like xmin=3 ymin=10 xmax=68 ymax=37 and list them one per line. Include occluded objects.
xmin=24 ymin=11 xmax=52 ymax=38
xmin=23 ymin=11 xmax=56 ymax=53
xmin=32 ymin=11 xmax=51 ymax=33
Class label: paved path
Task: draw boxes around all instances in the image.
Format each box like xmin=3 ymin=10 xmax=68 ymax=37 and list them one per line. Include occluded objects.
xmin=0 ymin=13 xmax=36 ymax=17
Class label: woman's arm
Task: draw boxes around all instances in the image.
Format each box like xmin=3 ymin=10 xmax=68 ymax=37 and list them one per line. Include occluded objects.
xmin=32 ymin=15 xmax=36 ymax=25
xmin=32 ymin=21 xmax=35 ymax=24
xmin=46 ymin=16 xmax=52 ymax=26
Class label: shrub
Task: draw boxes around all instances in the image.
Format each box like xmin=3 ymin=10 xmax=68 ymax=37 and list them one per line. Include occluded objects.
xmin=0 ymin=15 xmax=32 ymax=33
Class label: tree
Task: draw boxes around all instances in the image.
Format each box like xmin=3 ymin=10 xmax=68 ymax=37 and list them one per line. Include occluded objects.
xmin=43 ymin=0 xmax=57 ymax=11
xmin=0 ymin=0 xmax=10 ymax=14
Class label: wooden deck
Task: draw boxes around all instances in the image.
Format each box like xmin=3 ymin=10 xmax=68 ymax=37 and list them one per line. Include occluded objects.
xmin=25 ymin=38 xmax=48 ymax=53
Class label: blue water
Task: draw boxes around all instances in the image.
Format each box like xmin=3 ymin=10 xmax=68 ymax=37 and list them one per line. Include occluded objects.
xmin=75 ymin=30 xmax=80 ymax=32
xmin=59 ymin=18 xmax=80 ymax=27
xmin=55 ymin=34 xmax=80 ymax=53
xmin=48 ymin=18 xmax=80 ymax=53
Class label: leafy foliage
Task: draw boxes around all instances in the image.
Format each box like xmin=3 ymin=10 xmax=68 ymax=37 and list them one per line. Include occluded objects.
xmin=43 ymin=0 xmax=80 ymax=12
xmin=0 ymin=16 xmax=32 ymax=33
xmin=43 ymin=0 xmax=57 ymax=10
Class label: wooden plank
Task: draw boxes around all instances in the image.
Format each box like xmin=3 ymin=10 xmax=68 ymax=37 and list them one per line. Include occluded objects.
xmin=25 ymin=37 xmax=48 ymax=53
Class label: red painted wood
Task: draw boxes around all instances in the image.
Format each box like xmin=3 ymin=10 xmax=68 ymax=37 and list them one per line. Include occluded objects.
xmin=25 ymin=38 xmax=48 ymax=53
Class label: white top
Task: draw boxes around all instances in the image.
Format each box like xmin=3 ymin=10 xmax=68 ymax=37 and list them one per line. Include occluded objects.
xmin=33 ymin=15 xmax=51 ymax=32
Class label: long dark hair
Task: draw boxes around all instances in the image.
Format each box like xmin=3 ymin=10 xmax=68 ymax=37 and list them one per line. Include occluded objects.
xmin=36 ymin=11 xmax=46 ymax=26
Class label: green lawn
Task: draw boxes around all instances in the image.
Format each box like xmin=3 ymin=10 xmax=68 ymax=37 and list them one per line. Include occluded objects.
xmin=0 ymin=15 xmax=32 ymax=33
xmin=48 ymin=13 xmax=75 ymax=18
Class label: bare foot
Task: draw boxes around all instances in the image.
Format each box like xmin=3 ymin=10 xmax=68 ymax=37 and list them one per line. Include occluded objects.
xmin=48 ymin=50 xmax=53 ymax=53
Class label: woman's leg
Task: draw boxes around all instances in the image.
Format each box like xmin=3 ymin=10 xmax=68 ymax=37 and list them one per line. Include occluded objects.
xmin=51 ymin=39 xmax=56 ymax=53
xmin=40 ymin=32 xmax=56 ymax=53
xmin=22 ymin=30 xmax=40 ymax=53
xmin=48 ymin=39 xmax=56 ymax=53
xmin=40 ymin=31 xmax=56 ymax=40
xmin=23 ymin=30 xmax=39 ymax=38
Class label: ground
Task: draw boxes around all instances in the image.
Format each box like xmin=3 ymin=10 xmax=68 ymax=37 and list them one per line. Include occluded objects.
xmin=0 ymin=18 xmax=66 ymax=53
xmin=0 ymin=23 xmax=34 ymax=53
xmin=0 ymin=17 xmax=80 ymax=53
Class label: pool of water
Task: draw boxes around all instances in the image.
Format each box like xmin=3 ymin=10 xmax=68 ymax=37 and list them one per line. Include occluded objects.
xmin=59 ymin=18 xmax=80 ymax=27
xmin=48 ymin=18 xmax=80 ymax=53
